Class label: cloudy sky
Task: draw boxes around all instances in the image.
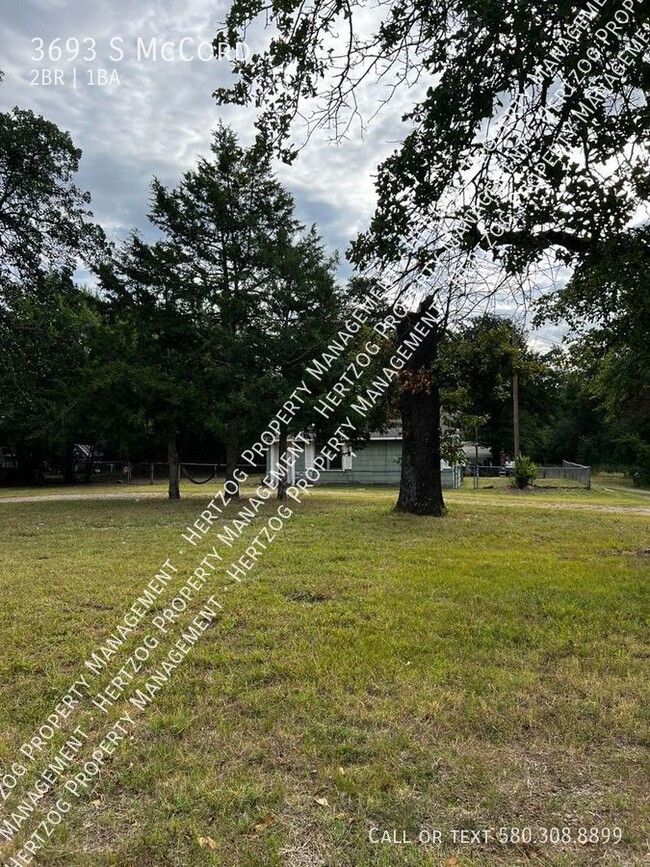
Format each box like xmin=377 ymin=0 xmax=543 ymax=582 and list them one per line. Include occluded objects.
xmin=1 ymin=0 xmax=407 ymax=259
xmin=1 ymin=0 xmax=567 ymax=350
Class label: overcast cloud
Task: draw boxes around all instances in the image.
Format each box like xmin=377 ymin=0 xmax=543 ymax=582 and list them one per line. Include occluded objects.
xmin=1 ymin=0 xmax=567 ymax=350
xmin=1 ymin=0 xmax=409 ymax=257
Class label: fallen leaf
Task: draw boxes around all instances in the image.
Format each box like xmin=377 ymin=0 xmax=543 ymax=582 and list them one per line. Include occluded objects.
xmin=91 ymin=799 xmax=102 ymax=808
xmin=314 ymin=797 xmax=329 ymax=807
xmin=446 ymin=858 xmax=459 ymax=866
xmin=198 ymin=836 xmax=218 ymax=850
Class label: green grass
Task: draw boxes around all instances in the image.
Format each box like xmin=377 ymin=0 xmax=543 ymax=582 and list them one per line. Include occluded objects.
xmin=592 ymin=471 xmax=637 ymax=489
xmin=0 ymin=488 xmax=648 ymax=866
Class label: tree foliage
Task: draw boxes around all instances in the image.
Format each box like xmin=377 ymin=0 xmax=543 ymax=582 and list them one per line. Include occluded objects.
xmin=538 ymin=226 xmax=650 ymax=433
xmin=0 ymin=271 xmax=104 ymax=477
xmin=441 ymin=315 xmax=557 ymax=463
xmin=215 ymin=1 xmax=648 ymax=271
xmin=0 ymin=93 xmax=103 ymax=294
xmin=214 ymin=0 xmax=648 ymax=511
xmin=97 ymin=125 xmax=344 ymax=496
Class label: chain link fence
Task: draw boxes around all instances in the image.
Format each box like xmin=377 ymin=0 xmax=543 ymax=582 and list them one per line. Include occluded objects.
xmin=463 ymin=461 xmax=591 ymax=489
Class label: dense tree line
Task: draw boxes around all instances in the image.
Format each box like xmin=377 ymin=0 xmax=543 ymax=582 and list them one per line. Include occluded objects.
xmin=441 ymin=315 xmax=648 ymax=482
xmin=0 ymin=86 xmax=349 ymax=496
xmin=1 ymin=22 xmax=648 ymax=504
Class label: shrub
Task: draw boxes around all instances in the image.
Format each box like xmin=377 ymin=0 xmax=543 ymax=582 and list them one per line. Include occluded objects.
xmin=513 ymin=454 xmax=538 ymax=488
xmin=630 ymin=442 xmax=650 ymax=488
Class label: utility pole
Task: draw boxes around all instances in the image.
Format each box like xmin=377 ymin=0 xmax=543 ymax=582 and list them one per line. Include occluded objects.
xmin=513 ymin=372 xmax=520 ymax=457
xmin=512 ymin=319 xmax=521 ymax=459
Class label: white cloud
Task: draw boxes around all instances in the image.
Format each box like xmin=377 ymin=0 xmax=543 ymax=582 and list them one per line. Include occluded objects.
xmin=1 ymin=0 xmax=425 ymax=260
xmin=1 ymin=0 xmax=570 ymax=350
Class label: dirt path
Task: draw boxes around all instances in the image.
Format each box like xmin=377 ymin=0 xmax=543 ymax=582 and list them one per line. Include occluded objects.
xmin=0 ymin=492 xmax=163 ymax=504
xmin=602 ymin=485 xmax=650 ymax=496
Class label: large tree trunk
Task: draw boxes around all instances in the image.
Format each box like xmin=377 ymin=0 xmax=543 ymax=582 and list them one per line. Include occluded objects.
xmin=225 ymin=432 xmax=240 ymax=499
xmin=168 ymin=427 xmax=180 ymax=500
xmin=277 ymin=422 xmax=288 ymax=500
xmin=394 ymin=299 xmax=446 ymax=516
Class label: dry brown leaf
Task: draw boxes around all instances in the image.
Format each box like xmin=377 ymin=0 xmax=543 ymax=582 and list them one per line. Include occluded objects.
xmin=446 ymin=858 xmax=459 ymax=866
xmin=314 ymin=796 xmax=329 ymax=807
xmin=91 ymin=799 xmax=102 ymax=808
xmin=198 ymin=836 xmax=218 ymax=850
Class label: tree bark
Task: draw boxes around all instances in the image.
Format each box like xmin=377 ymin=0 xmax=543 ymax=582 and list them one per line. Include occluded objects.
xmin=225 ymin=433 xmax=240 ymax=499
xmin=277 ymin=421 xmax=288 ymax=500
xmin=394 ymin=299 xmax=446 ymax=516
xmin=168 ymin=427 xmax=180 ymax=500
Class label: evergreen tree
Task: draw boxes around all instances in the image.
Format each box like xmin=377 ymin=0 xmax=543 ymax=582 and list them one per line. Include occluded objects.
xmin=99 ymin=126 xmax=344 ymax=498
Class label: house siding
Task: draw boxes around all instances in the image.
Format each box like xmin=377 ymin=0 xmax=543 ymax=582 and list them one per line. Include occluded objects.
xmin=267 ymin=439 xmax=462 ymax=488
xmin=316 ymin=440 xmax=401 ymax=485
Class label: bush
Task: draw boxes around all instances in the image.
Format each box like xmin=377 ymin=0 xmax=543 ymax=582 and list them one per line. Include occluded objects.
xmin=630 ymin=442 xmax=650 ymax=488
xmin=513 ymin=454 xmax=538 ymax=488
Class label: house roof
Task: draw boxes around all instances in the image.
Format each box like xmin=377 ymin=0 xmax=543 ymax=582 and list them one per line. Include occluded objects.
xmin=368 ymin=424 xmax=402 ymax=440
xmin=278 ymin=420 xmax=459 ymax=444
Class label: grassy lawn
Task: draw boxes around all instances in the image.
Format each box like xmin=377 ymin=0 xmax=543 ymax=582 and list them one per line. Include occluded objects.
xmin=592 ymin=472 xmax=638 ymax=489
xmin=0 ymin=488 xmax=648 ymax=866
xmin=2 ymin=471 xmax=649 ymax=506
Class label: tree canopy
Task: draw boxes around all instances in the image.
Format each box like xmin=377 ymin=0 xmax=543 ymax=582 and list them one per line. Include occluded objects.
xmin=214 ymin=0 xmax=649 ymax=507
xmin=0 ymin=91 xmax=103 ymax=294
xmin=97 ymin=125 xmax=345 ymax=497
xmin=215 ymin=1 xmax=648 ymax=270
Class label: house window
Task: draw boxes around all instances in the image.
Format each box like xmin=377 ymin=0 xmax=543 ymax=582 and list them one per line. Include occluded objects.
xmin=328 ymin=447 xmax=343 ymax=470
xmin=317 ymin=442 xmax=343 ymax=470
